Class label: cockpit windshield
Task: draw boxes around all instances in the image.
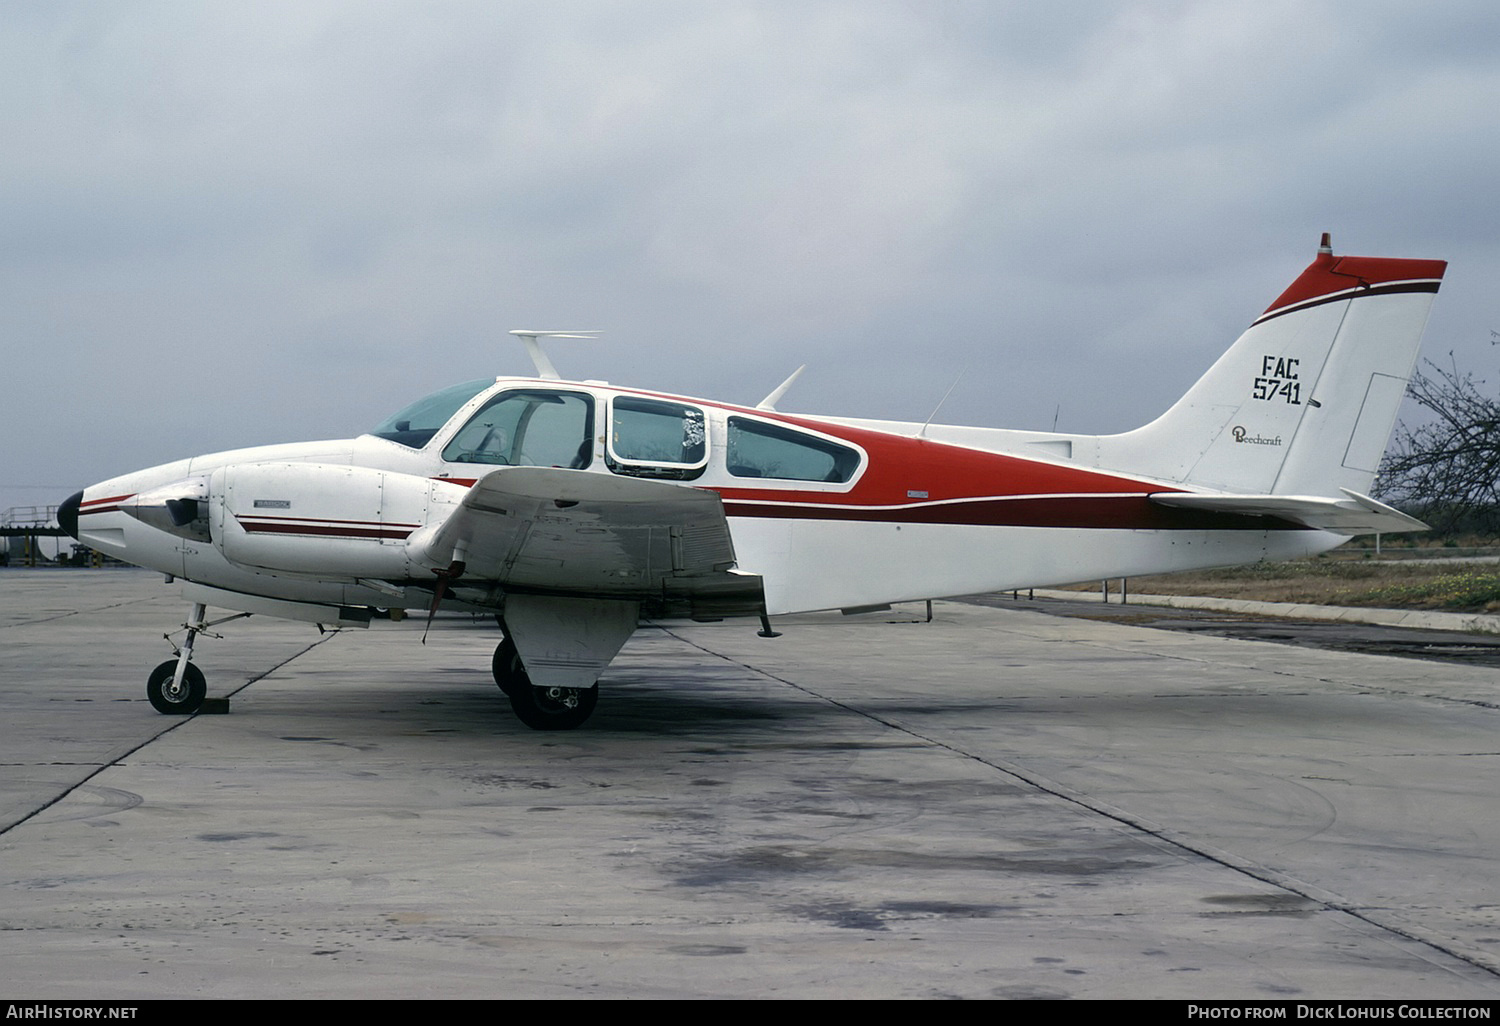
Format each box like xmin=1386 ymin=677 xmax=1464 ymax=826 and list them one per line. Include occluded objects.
xmin=369 ymin=378 xmax=494 ymax=449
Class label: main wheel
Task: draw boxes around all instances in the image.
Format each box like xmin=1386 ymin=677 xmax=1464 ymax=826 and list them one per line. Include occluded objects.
xmin=147 ymin=659 xmax=207 ymax=715
xmin=508 ymin=683 xmax=598 ymax=731
xmin=492 ymin=636 xmax=528 ymax=698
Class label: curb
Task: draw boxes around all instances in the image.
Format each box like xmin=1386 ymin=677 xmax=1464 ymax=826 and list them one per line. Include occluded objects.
xmin=1027 ymin=589 xmax=1500 ymax=635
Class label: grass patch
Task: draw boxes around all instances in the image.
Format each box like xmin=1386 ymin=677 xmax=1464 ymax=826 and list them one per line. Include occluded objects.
xmin=1330 ymin=568 xmax=1500 ymax=612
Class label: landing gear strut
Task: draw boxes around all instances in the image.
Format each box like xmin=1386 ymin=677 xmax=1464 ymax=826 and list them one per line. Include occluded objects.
xmin=491 ymin=635 xmax=599 ymax=730
xmin=147 ymin=603 xmax=249 ymax=715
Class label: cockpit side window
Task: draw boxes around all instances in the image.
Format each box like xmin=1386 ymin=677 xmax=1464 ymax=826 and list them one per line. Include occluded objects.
xmin=370 ymin=378 xmax=494 ymax=449
xmin=606 ymin=397 xmax=708 ymax=479
xmin=442 ymin=389 xmax=595 ymax=468
xmin=726 ymin=417 xmax=861 ymax=483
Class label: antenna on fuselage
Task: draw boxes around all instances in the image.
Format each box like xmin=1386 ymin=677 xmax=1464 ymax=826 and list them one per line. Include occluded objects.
xmin=756 ymin=365 xmax=806 ymax=411
xmin=508 ymin=330 xmax=601 ymax=380
xmin=917 ymin=372 xmax=964 ymax=438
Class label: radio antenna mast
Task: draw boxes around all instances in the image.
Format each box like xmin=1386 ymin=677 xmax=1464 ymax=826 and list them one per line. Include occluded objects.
xmin=508 ymin=330 xmax=601 ymax=380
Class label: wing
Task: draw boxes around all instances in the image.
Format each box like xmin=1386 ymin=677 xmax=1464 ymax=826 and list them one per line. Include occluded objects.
xmin=406 ymin=467 xmax=764 ymax=618
xmin=1149 ymin=487 xmax=1427 ymax=535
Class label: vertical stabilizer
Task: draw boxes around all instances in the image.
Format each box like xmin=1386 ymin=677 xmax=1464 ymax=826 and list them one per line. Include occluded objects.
xmin=1097 ymin=237 xmax=1445 ymax=497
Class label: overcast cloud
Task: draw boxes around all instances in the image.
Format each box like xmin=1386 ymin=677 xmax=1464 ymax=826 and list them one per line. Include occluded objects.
xmin=3 ymin=1 xmax=1498 ymax=518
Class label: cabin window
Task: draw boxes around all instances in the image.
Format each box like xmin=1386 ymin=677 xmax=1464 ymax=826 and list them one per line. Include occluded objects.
xmin=369 ymin=378 xmax=494 ymax=449
xmin=442 ymin=389 xmax=595 ymax=468
xmin=726 ymin=417 xmax=860 ymax=483
xmin=606 ymin=397 xmax=708 ymax=479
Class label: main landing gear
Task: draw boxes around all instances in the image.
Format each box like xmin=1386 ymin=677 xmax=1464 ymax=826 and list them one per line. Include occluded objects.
xmin=147 ymin=602 xmax=249 ymax=715
xmin=492 ymin=635 xmax=598 ymax=731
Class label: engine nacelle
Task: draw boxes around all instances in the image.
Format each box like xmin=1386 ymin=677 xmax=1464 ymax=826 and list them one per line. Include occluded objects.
xmin=211 ymin=462 xmax=459 ymax=579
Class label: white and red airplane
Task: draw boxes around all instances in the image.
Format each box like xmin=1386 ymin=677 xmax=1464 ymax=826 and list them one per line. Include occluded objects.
xmin=61 ymin=236 xmax=1445 ymax=729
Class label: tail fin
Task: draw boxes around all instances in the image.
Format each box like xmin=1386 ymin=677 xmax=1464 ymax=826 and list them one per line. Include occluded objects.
xmin=1099 ymin=235 xmax=1446 ymax=499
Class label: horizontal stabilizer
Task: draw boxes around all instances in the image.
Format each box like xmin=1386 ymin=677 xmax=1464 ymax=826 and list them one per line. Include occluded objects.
xmin=1149 ymin=488 xmax=1428 ymax=535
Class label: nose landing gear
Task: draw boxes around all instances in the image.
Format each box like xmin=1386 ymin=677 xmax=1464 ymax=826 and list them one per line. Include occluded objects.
xmin=147 ymin=603 xmax=250 ymax=715
xmin=147 ymin=658 xmax=207 ymax=714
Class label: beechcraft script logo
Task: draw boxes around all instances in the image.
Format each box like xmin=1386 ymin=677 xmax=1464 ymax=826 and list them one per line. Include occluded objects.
xmin=1231 ymin=426 xmax=1282 ymax=446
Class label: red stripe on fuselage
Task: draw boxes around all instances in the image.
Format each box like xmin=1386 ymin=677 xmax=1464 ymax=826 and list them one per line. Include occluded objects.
xmin=717 ymin=417 xmax=1168 ymax=506
xmin=236 ymin=514 xmax=420 ymax=528
xmin=78 ymin=493 xmax=135 ymax=517
xmin=700 ymin=414 xmax=1298 ymax=528
xmin=236 ymin=520 xmax=415 ymax=540
xmin=236 ymin=514 xmax=419 ymax=541
xmin=686 ymin=406 xmax=1312 ymax=530
xmin=723 ymin=495 xmax=1304 ymax=531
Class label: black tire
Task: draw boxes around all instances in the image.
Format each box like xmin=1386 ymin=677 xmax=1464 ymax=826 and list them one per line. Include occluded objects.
xmin=147 ymin=659 xmax=207 ymax=715
xmin=508 ymin=682 xmax=599 ymax=731
xmin=493 ymin=635 xmax=599 ymax=729
xmin=492 ymin=636 xmax=528 ymax=698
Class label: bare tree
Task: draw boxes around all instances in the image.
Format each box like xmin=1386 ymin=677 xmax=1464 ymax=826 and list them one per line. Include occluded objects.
xmin=1378 ymin=347 xmax=1500 ymax=534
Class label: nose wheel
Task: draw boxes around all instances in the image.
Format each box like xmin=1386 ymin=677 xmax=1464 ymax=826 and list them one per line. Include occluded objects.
xmin=147 ymin=659 xmax=207 ymax=714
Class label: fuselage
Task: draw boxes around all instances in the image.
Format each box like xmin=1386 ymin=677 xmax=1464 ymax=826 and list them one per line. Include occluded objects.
xmin=68 ymin=375 xmax=1341 ymax=618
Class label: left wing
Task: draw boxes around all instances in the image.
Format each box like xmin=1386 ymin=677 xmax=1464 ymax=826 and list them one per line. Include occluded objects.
xmin=1149 ymin=488 xmax=1427 ymax=535
xmin=406 ymin=467 xmax=763 ymax=618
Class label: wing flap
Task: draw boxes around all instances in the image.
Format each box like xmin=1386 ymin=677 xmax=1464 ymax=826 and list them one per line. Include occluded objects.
xmin=1149 ymin=488 xmax=1427 ymax=535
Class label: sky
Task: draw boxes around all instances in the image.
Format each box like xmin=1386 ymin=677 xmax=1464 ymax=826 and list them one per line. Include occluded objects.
xmin=4 ymin=0 xmax=1499 ymax=523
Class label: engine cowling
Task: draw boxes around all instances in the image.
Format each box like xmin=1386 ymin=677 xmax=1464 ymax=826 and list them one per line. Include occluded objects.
xmin=210 ymin=462 xmax=460 ymax=579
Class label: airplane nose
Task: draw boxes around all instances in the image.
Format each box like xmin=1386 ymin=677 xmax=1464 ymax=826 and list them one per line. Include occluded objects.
xmin=58 ymin=490 xmax=82 ymax=540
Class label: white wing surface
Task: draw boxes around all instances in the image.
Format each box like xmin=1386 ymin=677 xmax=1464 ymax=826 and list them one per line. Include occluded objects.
xmin=407 ymin=467 xmax=760 ymax=616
